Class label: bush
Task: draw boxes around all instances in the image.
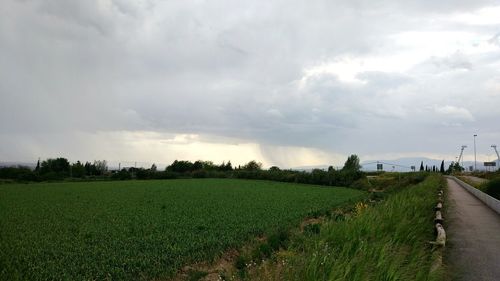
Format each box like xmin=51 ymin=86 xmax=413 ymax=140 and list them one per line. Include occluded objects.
xmin=252 ymin=243 xmax=272 ymax=260
xmin=234 ymin=255 xmax=247 ymax=271
xmin=191 ymin=170 xmax=207 ymax=178
xmin=483 ymin=178 xmax=500 ymax=200
xmin=0 ymin=166 xmax=36 ymax=181
xmin=350 ymin=178 xmax=371 ymax=190
xmin=111 ymin=170 xmax=132 ymax=180
xmin=267 ymin=229 xmax=289 ymax=251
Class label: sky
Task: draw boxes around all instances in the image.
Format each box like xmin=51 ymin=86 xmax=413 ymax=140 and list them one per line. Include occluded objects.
xmin=1 ymin=0 xmax=500 ymax=169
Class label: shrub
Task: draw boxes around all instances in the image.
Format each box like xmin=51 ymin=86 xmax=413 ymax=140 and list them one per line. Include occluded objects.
xmin=191 ymin=170 xmax=207 ymax=178
xmin=111 ymin=170 xmax=132 ymax=180
xmin=252 ymin=243 xmax=273 ymax=260
xmin=483 ymin=178 xmax=500 ymax=200
xmin=350 ymin=178 xmax=371 ymax=190
xmin=267 ymin=229 xmax=289 ymax=251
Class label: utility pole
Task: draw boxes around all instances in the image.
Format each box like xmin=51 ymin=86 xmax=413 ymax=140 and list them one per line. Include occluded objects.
xmin=473 ymin=134 xmax=477 ymax=171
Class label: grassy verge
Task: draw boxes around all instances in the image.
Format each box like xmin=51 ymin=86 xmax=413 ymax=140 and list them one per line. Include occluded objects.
xmin=249 ymin=174 xmax=444 ymax=281
xmin=456 ymin=176 xmax=483 ymax=189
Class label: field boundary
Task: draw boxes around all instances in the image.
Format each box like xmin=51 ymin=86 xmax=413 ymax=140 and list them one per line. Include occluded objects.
xmin=448 ymin=176 xmax=500 ymax=215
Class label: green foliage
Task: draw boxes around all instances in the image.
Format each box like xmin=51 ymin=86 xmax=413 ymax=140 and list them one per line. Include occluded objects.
xmin=71 ymin=161 xmax=86 ymax=178
xmin=267 ymin=229 xmax=290 ymax=251
xmin=83 ymin=160 xmax=108 ymax=176
xmin=0 ymin=179 xmax=363 ymax=280
xmin=111 ymin=169 xmax=133 ymax=180
xmin=269 ymin=166 xmax=281 ymax=172
xmin=342 ymin=154 xmax=361 ymax=172
xmin=367 ymin=172 xmax=428 ymax=196
xmin=483 ymin=178 xmax=500 ymax=200
xmin=242 ymin=160 xmax=262 ymax=171
xmin=0 ymin=166 xmax=36 ymax=181
xmin=250 ymin=229 xmax=291 ymax=262
xmin=303 ymin=223 xmax=321 ymax=235
xmin=446 ymin=161 xmax=464 ymax=174
xmin=234 ymin=255 xmax=247 ymax=271
xmin=40 ymin=158 xmax=70 ymax=177
xmin=253 ymin=243 xmax=273 ymax=260
xmin=350 ymin=178 xmax=371 ymax=190
xmin=166 ymin=160 xmax=196 ymax=173
xmin=166 ymin=160 xmax=233 ymax=174
xmin=280 ymin=175 xmax=444 ymax=281
xmin=2 ymin=156 xmax=367 ymax=189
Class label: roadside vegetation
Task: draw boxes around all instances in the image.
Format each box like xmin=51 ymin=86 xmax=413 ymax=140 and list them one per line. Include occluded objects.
xmin=0 ymin=179 xmax=364 ymax=280
xmin=237 ymin=173 xmax=444 ymax=281
xmin=457 ymin=171 xmax=500 ymax=200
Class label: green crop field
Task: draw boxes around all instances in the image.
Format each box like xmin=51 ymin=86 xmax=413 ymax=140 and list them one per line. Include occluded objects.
xmin=0 ymin=179 xmax=364 ymax=280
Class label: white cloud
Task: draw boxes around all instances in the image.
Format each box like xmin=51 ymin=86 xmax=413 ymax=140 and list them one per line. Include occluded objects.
xmin=449 ymin=5 xmax=500 ymax=25
xmin=433 ymin=105 xmax=475 ymax=122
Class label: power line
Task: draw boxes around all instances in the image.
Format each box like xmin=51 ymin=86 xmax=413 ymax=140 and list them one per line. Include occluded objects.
xmin=362 ymin=161 xmax=412 ymax=170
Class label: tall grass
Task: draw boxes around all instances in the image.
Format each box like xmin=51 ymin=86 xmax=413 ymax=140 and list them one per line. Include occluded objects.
xmin=276 ymin=174 xmax=444 ymax=281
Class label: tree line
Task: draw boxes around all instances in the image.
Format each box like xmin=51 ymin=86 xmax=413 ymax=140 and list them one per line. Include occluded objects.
xmin=0 ymin=155 xmax=368 ymax=188
xmin=418 ymin=160 xmax=464 ymax=174
xmin=0 ymin=158 xmax=108 ymax=181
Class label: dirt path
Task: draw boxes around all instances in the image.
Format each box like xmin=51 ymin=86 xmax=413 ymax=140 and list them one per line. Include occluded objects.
xmin=445 ymin=178 xmax=500 ymax=281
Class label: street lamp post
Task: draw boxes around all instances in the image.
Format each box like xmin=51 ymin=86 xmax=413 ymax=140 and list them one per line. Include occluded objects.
xmin=474 ymin=134 xmax=477 ymax=171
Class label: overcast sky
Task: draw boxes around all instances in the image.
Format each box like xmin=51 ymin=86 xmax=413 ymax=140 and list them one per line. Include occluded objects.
xmin=1 ymin=0 xmax=500 ymax=168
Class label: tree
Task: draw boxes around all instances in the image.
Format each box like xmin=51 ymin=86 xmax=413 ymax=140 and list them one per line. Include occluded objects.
xmin=201 ymin=161 xmax=217 ymax=171
xmin=193 ymin=160 xmax=203 ymax=171
xmin=327 ymin=166 xmax=336 ymax=185
xmin=420 ymin=161 xmax=424 ymax=171
xmin=342 ymin=155 xmax=361 ymax=172
xmin=93 ymin=160 xmax=108 ymax=176
xmin=242 ymin=160 xmax=262 ymax=171
xmin=84 ymin=161 xmax=94 ymax=176
xmin=150 ymin=163 xmax=157 ymax=172
xmin=440 ymin=160 xmax=445 ymax=173
xmin=446 ymin=161 xmax=464 ymax=174
xmin=269 ymin=166 xmax=280 ymax=172
xmin=40 ymin=158 xmax=70 ymax=176
xmin=166 ymin=160 xmax=194 ymax=173
xmin=35 ymin=159 xmax=40 ymax=173
xmin=0 ymin=166 xmax=34 ymax=180
xmin=219 ymin=161 xmax=233 ymax=171
xmin=71 ymin=161 xmax=86 ymax=178
xmin=340 ymin=155 xmax=364 ymax=186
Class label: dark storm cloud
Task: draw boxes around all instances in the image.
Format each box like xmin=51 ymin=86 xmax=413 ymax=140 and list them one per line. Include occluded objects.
xmin=1 ymin=0 xmax=500 ymax=164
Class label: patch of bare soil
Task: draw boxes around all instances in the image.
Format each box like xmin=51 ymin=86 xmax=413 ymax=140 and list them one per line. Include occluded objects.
xmin=172 ymin=249 xmax=238 ymax=281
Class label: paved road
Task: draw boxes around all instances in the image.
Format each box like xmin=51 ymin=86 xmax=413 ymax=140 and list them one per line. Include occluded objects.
xmin=445 ymin=178 xmax=500 ymax=281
